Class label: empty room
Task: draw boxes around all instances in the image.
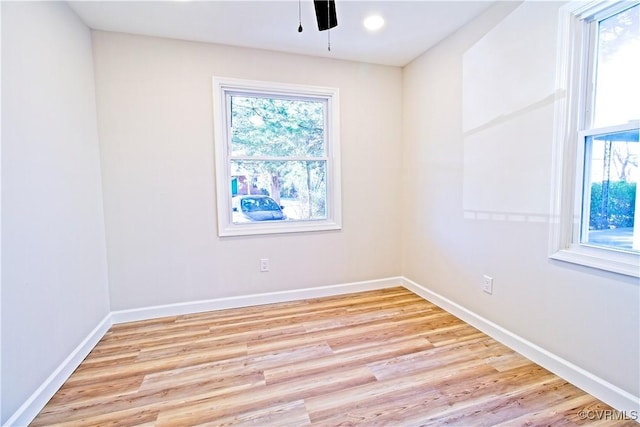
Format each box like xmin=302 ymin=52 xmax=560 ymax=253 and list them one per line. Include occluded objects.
xmin=2 ymin=0 xmax=639 ymax=425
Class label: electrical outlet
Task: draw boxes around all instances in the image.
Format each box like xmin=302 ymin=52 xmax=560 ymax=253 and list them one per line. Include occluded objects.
xmin=482 ymin=275 xmax=493 ymax=294
xmin=260 ymin=258 xmax=269 ymax=272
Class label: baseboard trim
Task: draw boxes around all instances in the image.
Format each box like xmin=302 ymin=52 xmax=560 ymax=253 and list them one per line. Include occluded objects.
xmin=110 ymin=276 xmax=402 ymax=324
xmin=5 ymin=277 xmax=401 ymax=426
xmin=7 ymin=275 xmax=638 ymax=426
xmin=3 ymin=314 xmax=113 ymax=427
xmin=401 ymin=277 xmax=640 ymax=414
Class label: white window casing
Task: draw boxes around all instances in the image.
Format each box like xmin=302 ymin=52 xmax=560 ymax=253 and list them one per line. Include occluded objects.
xmin=212 ymin=77 xmax=342 ymax=237
xmin=549 ymin=1 xmax=639 ymax=277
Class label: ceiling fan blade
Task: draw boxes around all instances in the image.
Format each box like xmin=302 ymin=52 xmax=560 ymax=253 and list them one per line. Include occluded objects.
xmin=313 ymin=0 xmax=337 ymax=31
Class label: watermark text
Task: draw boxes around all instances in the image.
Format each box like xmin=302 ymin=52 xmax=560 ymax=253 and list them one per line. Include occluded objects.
xmin=578 ymin=409 xmax=638 ymax=421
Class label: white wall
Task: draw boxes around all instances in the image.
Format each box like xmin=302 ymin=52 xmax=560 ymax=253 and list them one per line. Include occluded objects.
xmin=402 ymin=0 xmax=639 ymax=399
xmin=91 ymin=32 xmax=403 ymax=310
xmin=3 ymin=1 xmax=637 ymax=422
xmin=1 ymin=2 xmax=110 ymax=422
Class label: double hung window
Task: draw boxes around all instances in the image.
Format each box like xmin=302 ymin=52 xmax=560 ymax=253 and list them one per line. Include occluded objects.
xmin=551 ymin=1 xmax=639 ymax=276
xmin=213 ymin=77 xmax=341 ymax=236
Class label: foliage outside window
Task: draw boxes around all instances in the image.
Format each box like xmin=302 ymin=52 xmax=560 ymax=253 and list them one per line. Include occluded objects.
xmin=550 ymin=1 xmax=639 ymax=277
xmin=213 ymin=77 xmax=341 ymax=236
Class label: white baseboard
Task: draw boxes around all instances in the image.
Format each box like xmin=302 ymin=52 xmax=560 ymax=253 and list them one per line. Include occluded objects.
xmin=7 ymin=275 xmax=638 ymax=426
xmin=110 ymin=276 xmax=402 ymax=324
xmin=401 ymin=277 xmax=640 ymax=415
xmin=4 ymin=277 xmax=401 ymax=426
xmin=3 ymin=314 xmax=113 ymax=427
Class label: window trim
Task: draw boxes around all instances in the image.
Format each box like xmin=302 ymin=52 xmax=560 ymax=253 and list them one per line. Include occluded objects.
xmin=212 ymin=77 xmax=342 ymax=237
xmin=549 ymin=1 xmax=639 ymax=277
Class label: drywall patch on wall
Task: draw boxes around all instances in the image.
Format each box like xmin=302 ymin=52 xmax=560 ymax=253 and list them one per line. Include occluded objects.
xmin=402 ymin=0 xmax=639 ymax=404
xmin=462 ymin=1 xmax=558 ymax=133
xmin=462 ymin=102 xmax=554 ymax=217
xmin=461 ymin=1 xmax=559 ymax=219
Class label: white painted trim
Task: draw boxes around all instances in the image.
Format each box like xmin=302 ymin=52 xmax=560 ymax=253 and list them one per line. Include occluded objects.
xmin=551 ymin=247 xmax=640 ymax=278
xmin=3 ymin=314 xmax=113 ymax=427
xmin=7 ymin=276 xmax=639 ymax=426
xmin=3 ymin=278 xmax=400 ymax=426
xmin=401 ymin=277 xmax=640 ymax=415
xmin=548 ymin=1 xmax=640 ymax=278
xmin=111 ymin=277 xmax=402 ymax=324
xmin=212 ymin=76 xmax=342 ymax=238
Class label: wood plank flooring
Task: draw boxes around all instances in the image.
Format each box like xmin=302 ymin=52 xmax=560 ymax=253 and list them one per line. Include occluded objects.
xmin=32 ymin=287 xmax=637 ymax=426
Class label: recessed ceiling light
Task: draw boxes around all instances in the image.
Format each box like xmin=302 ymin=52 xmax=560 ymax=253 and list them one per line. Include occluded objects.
xmin=363 ymin=15 xmax=385 ymax=31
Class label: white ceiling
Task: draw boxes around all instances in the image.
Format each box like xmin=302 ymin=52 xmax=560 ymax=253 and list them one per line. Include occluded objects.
xmin=68 ymin=1 xmax=494 ymax=67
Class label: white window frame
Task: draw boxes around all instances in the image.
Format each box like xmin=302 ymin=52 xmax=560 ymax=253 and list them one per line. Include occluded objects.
xmin=212 ymin=77 xmax=342 ymax=237
xmin=550 ymin=0 xmax=639 ymax=277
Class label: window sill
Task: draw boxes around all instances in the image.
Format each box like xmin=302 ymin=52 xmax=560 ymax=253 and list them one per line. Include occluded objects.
xmin=550 ymin=245 xmax=639 ymax=278
xmin=218 ymin=219 xmax=341 ymax=237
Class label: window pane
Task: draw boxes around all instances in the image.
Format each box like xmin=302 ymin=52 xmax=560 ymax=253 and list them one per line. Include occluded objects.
xmin=230 ymin=95 xmax=326 ymax=157
xmin=582 ymin=129 xmax=639 ymax=252
xmin=231 ymin=160 xmax=327 ymax=222
xmin=593 ymin=4 xmax=640 ymax=128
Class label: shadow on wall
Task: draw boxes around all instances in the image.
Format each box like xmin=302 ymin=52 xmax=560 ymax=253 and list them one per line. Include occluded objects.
xmin=461 ymin=2 xmax=560 ymax=224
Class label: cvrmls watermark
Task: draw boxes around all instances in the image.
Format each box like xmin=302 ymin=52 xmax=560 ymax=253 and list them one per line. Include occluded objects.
xmin=578 ymin=409 xmax=639 ymax=421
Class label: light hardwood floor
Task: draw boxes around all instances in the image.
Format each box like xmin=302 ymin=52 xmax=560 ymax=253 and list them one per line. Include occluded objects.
xmin=32 ymin=287 xmax=637 ymax=426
